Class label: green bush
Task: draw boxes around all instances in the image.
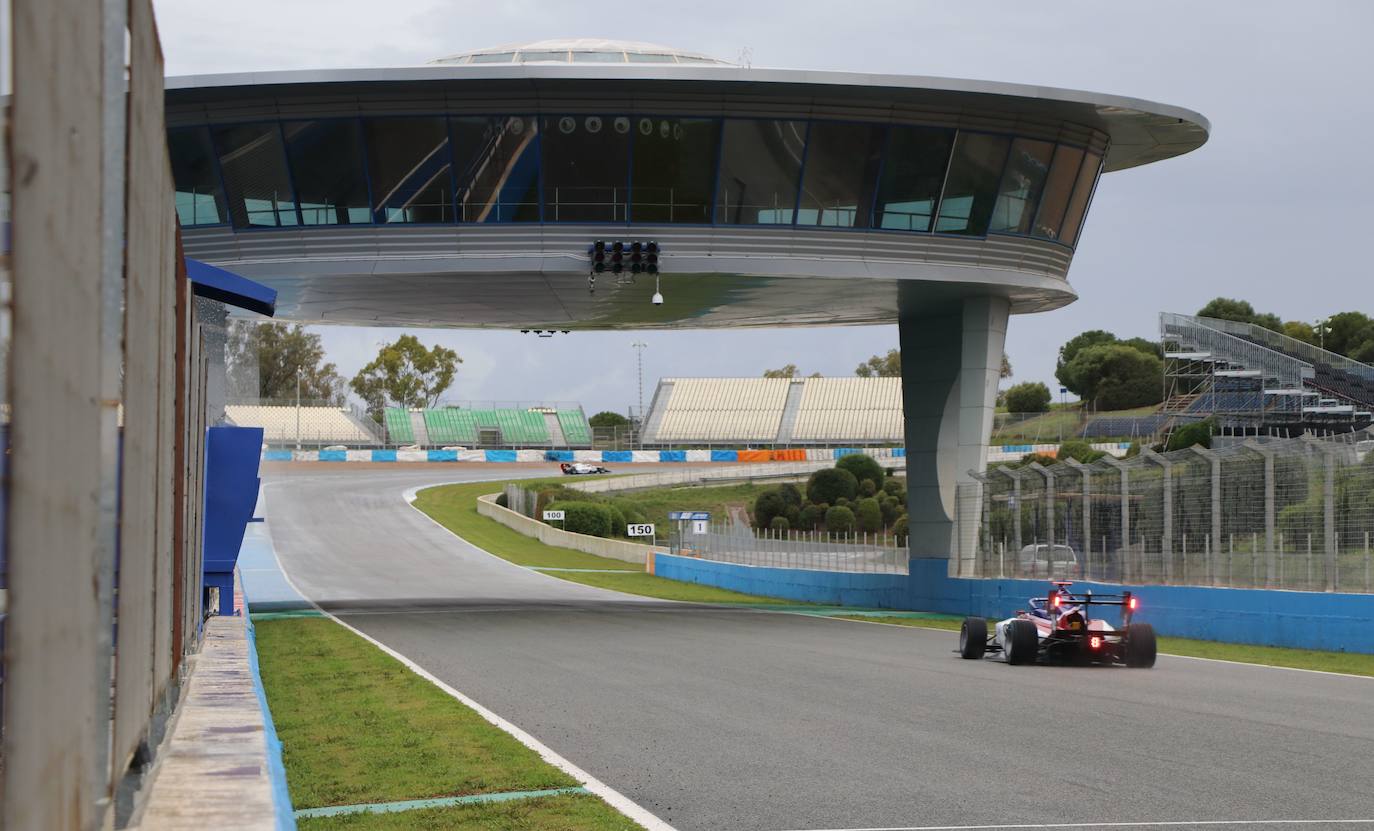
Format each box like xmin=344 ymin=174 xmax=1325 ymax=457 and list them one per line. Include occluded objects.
xmin=835 ymin=497 xmax=850 ymax=508
xmin=777 ymin=483 xmax=803 ymax=508
xmin=752 ymin=489 xmax=787 ymax=530
xmin=606 ymin=503 xmax=628 ymax=537
xmin=769 ymin=516 xmax=790 ymax=533
xmin=879 ymin=495 xmax=901 ymax=526
xmin=494 ymin=492 xmax=508 ymax=508
xmin=892 ymin=514 xmax=909 ymax=545
xmin=799 ymin=503 xmax=827 ymax=531
xmin=836 ymin=454 xmax=885 ymax=490
xmin=882 ymin=478 xmax=905 ymax=500
xmin=854 ymin=497 xmax=882 ymax=533
xmin=785 ymin=505 xmax=801 ymax=527
xmin=1166 ymin=418 xmax=1214 ymax=452
xmin=808 ymin=467 xmax=859 ymax=505
xmin=1058 ymin=439 xmax=1105 ymax=464
xmin=859 ymin=478 xmax=877 ymax=498
xmin=825 ymin=505 xmax=856 ymax=534
xmin=1004 ymin=381 xmax=1052 ymax=413
xmin=546 ymin=501 xmax=613 ymax=538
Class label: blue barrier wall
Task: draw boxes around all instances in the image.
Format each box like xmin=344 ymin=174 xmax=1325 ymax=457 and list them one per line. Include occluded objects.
xmin=371 ymin=449 xmax=397 ymax=462
xmin=655 ymin=554 xmax=1374 ymax=654
xmin=545 ymin=450 xmax=574 ymax=461
xmin=317 ymin=449 xmax=346 ymax=462
xmin=262 ymin=449 xmax=292 ymax=462
xmin=484 ymin=449 xmax=517 ymax=462
xmin=659 ymin=450 xmax=687 ymax=462
xmin=655 ymin=554 xmax=909 ymax=609
xmin=710 ymin=449 xmax=738 ymax=462
xmin=602 ymin=450 xmax=633 ymax=463
xmin=427 ymin=449 xmax=457 ymax=462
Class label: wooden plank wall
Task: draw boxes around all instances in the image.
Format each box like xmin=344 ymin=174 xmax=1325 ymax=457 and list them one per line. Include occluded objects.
xmin=4 ymin=0 xmax=110 ymax=827
xmin=4 ymin=0 xmax=206 ymax=826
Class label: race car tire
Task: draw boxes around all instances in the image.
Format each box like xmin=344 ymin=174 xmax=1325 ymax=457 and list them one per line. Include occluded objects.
xmin=1005 ymin=619 xmax=1039 ymax=665
xmin=958 ymin=617 xmax=987 ymax=659
xmin=1124 ymin=622 xmax=1157 ymax=668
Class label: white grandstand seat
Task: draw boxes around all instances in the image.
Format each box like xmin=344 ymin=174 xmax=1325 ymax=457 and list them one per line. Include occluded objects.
xmin=224 ymin=405 xmax=378 ymax=445
xmin=652 ymin=377 xmax=790 ymax=442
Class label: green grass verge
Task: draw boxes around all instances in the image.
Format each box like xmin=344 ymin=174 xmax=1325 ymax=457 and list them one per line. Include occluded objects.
xmin=412 ymin=480 xmax=828 ymax=607
xmin=830 ymin=614 xmax=1374 ymax=677
xmin=413 ymin=480 xmax=640 ymax=571
xmin=297 ymin=794 xmax=640 ymax=830
xmin=605 ymin=482 xmax=768 ymax=534
xmin=256 ymin=617 xmax=578 ymax=808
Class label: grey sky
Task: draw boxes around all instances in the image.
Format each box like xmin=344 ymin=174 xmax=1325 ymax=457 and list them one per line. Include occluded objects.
xmin=154 ymin=0 xmax=1374 ymax=414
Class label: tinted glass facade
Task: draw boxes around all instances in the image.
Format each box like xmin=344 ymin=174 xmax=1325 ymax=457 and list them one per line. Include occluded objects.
xmin=170 ymin=114 xmax=1103 ymax=248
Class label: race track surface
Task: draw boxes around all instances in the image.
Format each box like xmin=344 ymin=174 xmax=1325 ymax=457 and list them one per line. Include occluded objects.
xmin=262 ymin=466 xmax=1374 ymax=831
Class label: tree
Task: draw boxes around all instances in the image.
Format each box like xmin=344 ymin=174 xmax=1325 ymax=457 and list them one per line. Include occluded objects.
xmin=1283 ymin=321 xmax=1316 ymax=345
xmin=753 ymin=490 xmax=787 ymax=530
xmin=1057 ymin=330 xmax=1162 ymax=403
xmin=1323 ymin=311 xmax=1374 ymax=358
xmin=807 ymin=467 xmax=858 ymax=505
xmin=588 ymin=411 xmax=630 ymax=429
xmin=1166 ymin=418 xmax=1214 ymax=452
xmin=1001 ymin=353 xmax=1013 ymax=380
xmin=1058 ymin=330 xmax=1118 ymax=369
xmin=854 ymin=497 xmax=883 ymax=533
xmin=350 ymin=334 xmax=461 ymax=419
xmin=225 ymin=321 xmax=344 ymax=403
xmin=824 ymin=505 xmax=856 ymax=533
xmin=854 ymin=349 xmax=901 ymax=377
xmin=1061 ymin=344 xmax=1163 ymax=410
xmin=763 ymin=364 xmax=798 ymax=378
xmin=836 ymin=454 xmax=885 ymax=491
xmin=1003 ymin=381 xmax=1051 ymax=413
xmin=1197 ymin=297 xmax=1283 ymax=333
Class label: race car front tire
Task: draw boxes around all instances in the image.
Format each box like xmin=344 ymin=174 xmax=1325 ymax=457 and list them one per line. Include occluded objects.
xmin=958 ymin=617 xmax=987 ymax=659
xmin=1005 ymin=619 xmax=1039 ymax=665
xmin=1124 ymin=622 xmax=1157 ymax=668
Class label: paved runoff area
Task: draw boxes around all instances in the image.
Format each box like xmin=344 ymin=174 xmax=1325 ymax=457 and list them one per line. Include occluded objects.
xmin=254 ymin=465 xmax=1374 ymax=831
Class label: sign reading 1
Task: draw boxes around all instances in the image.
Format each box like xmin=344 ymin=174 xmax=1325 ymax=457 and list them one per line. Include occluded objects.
xmin=626 ymin=523 xmax=656 ymax=538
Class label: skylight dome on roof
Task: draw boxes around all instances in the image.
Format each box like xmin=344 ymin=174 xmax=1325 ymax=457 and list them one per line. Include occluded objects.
xmin=429 ymin=38 xmax=733 ymax=66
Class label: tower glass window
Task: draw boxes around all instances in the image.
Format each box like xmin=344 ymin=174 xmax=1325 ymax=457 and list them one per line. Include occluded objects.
xmin=540 ymin=115 xmax=630 ymax=222
xmin=631 ymin=117 xmax=720 ymax=224
xmin=1058 ymin=151 xmax=1102 ymax=247
xmin=714 ymin=119 xmax=808 ymax=225
xmin=168 ymin=127 xmax=228 ymax=226
xmin=283 ymin=120 xmax=371 ymax=225
xmin=872 ymin=126 xmax=954 ymax=232
xmin=797 ymin=122 xmax=885 ymax=228
xmin=989 ymin=138 xmax=1053 ymax=235
xmin=363 ymin=117 xmax=454 ymax=224
xmin=934 ymin=132 xmax=1010 ymax=236
xmin=451 ymin=116 xmax=540 ymax=223
xmin=212 ymin=122 xmax=299 ymax=228
xmin=1031 ymin=144 xmax=1086 ymax=240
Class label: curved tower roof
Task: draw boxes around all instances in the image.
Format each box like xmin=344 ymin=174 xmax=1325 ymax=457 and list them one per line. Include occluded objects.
xmin=429 ymin=38 xmax=732 ymax=66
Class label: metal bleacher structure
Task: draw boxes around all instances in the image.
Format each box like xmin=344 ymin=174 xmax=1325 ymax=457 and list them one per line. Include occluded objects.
xmin=642 ymin=377 xmax=905 ymax=446
xmin=386 ymin=404 xmax=594 ymax=448
xmin=224 ymin=404 xmax=381 ymax=446
xmin=1160 ymin=313 xmax=1374 ymax=435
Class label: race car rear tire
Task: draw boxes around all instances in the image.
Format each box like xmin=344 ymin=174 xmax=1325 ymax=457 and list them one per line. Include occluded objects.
xmin=1124 ymin=622 xmax=1157 ymax=668
xmin=1005 ymin=619 xmax=1039 ymax=665
xmin=958 ymin=617 xmax=987 ymax=659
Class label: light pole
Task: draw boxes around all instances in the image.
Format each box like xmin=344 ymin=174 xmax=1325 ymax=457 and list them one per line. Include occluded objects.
xmin=295 ymin=366 xmax=302 ymax=450
xmin=631 ymin=340 xmax=647 ymax=447
xmin=1315 ymin=317 xmax=1329 ymax=350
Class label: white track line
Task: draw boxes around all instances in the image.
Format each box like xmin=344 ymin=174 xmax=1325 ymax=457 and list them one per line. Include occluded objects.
xmin=255 ymin=488 xmax=678 ymax=831
xmin=778 ymin=819 xmax=1374 ymax=831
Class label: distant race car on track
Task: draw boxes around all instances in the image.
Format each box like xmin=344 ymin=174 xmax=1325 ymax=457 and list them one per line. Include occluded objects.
xmin=560 ymin=462 xmax=611 ymax=475
xmin=957 ymin=581 xmax=1156 ymax=668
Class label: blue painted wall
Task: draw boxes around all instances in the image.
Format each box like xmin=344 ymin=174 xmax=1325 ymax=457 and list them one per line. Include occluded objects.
xmin=427 ymin=449 xmax=458 ymax=462
xmin=371 ymin=449 xmax=397 ymax=462
xmin=318 ymin=449 xmax=346 ymax=462
xmin=654 ymin=554 xmax=1374 ymax=654
xmin=484 ymin=449 xmax=517 ymax=462
xmin=602 ymin=450 xmax=633 ymax=463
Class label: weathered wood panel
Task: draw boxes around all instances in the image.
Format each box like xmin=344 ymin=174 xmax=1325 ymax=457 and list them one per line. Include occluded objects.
xmin=4 ymin=0 xmax=112 ymax=826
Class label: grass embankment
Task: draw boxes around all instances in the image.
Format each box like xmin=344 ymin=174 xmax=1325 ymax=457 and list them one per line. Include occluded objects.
xmin=831 ymin=614 xmax=1374 ymax=677
xmin=990 ymin=404 xmax=1160 ymax=445
xmin=255 ymin=617 xmax=642 ymax=830
xmin=411 ymin=479 xmax=815 ymax=606
xmin=605 ymin=482 xmax=767 ymax=533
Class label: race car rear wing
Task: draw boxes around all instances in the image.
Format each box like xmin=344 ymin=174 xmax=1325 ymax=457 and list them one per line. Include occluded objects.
xmin=1047 ymin=584 xmax=1138 ymax=625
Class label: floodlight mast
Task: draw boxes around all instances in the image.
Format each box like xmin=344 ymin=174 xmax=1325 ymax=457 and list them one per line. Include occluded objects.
xmin=632 ymin=340 xmax=647 ymax=447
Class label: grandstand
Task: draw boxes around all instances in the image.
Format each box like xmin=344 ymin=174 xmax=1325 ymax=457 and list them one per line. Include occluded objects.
xmin=384 ymin=405 xmax=593 ymax=448
xmin=1160 ymin=313 xmax=1374 ymax=435
xmin=225 ymin=404 xmax=380 ymax=446
xmin=642 ymin=377 xmax=904 ymax=445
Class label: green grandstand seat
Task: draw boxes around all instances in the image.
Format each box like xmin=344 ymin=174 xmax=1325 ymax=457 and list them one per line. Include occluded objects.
xmin=557 ymin=410 xmax=592 ymax=445
xmin=384 ymin=408 xmax=414 ymax=444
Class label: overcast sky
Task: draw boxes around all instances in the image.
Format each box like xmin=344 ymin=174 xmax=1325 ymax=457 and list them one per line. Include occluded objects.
xmin=154 ymin=0 xmax=1373 ymax=414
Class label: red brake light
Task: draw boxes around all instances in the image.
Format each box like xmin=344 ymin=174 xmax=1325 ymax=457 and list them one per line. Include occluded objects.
xmin=1052 ymin=595 xmax=1062 ymax=608
xmin=1090 ymin=635 xmax=1102 ymax=650
xmin=1128 ymin=597 xmax=1138 ymax=611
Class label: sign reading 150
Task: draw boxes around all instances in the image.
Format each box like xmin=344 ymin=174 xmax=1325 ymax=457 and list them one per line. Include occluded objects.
xmin=626 ymin=523 xmax=656 ymax=537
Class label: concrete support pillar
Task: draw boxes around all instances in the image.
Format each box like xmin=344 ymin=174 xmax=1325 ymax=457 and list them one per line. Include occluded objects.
xmin=900 ymin=296 xmax=1009 ymax=575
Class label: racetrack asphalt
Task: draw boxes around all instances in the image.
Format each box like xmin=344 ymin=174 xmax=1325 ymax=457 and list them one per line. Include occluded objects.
xmin=261 ymin=465 xmax=1374 ymax=831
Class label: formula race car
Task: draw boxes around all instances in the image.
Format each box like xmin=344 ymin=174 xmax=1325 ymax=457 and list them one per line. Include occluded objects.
xmin=559 ymin=462 xmax=611 ymax=475
xmin=957 ymin=582 xmax=1156 ymax=668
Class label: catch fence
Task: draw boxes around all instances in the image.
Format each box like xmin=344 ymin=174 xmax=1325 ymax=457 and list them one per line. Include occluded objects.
xmin=671 ymin=523 xmax=908 ymax=574
xmin=954 ymin=431 xmax=1374 ymax=592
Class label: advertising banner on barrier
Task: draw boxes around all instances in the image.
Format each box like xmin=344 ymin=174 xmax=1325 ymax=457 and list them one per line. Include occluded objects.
xmin=631 ymin=450 xmax=659 ymax=463
xmin=573 ymin=450 xmax=601 ymax=462
xmin=370 ymin=449 xmax=397 ymax=462
xmin=602 ymin=450 xmax=633 ymax=463
xmin=484 ymin=449 xmax=517 ymax=462
xmin=684 ymin=449 xmax=711 ymax=462
xmin=427 ymin=449 xmax=458 ymax=462
xmin=710 ymin=449 xmax=738 ymax=462
xmin=546 ymin=450 xmax=574 ymax=462
xmin=515 ymin=450 xmax=544 ymax=462
xmin=345 ymin=450 xmax=372 ymax=462
xmin=659 ymin=450 xmax=686 ymax=462
xmin=397 ymin=450 xmax=428 ymax=463
xmin=319 ymin=449 xmax=346 ymax=462
xmin=458 ymin=449 xmax=487 ymax=462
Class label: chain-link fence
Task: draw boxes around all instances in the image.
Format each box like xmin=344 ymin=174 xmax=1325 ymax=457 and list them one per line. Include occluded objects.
xmin=955 ymin=431 xmax=1374 ymax=592
xmin=671 ymin=522 xmax=908 ymax=573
